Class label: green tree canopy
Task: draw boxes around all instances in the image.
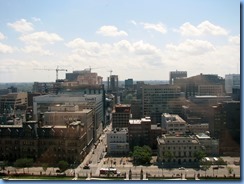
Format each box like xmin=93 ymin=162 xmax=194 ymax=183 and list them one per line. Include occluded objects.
xmin=14 ymin=158 xmax=33 ymax=168
xmin=58 ymin=160 xmax=69 ymax=172
xmin=42 ymin=163 xmax=48 ymax=173
xmin=132 ymin=145 xmax=152 ymax=165
xmin=194 ymin=150 xmax=206 ymax=161
xmin=164 ymin=150 xmax=173 ymax=162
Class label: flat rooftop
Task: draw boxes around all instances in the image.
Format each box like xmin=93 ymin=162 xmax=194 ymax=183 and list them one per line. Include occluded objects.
xmin=162 ymin=113 xmax=186 ymax=123
xmin=195 ymin=133 xmax=211 ymax=139
xmin=129 ymin=119 xmax=141 ymax=124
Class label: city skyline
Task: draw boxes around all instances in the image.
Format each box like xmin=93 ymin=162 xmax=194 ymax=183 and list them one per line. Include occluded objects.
xmin=0 ymin=0 xmax=240 ymax=83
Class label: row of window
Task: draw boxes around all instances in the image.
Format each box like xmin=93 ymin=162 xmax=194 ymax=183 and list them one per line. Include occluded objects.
xmin=165 ymin=140 xmax=192 ymax=143
xmin=163 ymin=151 xmax=194 ymax=157
xmin=162 ymin=146 xmax=198 ymax=150
xmin=162 ymin=158 xmax=197 ymax=162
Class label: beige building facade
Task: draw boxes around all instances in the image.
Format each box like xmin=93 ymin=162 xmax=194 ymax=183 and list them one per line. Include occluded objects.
xmin=157 ymin=134 xmax=202 ymax=166
xmin=44 ymin=104 xmax=94 ymax=146
xmin=161 ymin=113 xmax=187 ymax=135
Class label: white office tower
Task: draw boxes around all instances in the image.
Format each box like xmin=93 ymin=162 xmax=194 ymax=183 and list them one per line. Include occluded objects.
xmin=225 ymin=74 xmax=240 ymax=94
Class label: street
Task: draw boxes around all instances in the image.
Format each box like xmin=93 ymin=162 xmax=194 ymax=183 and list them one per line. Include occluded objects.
xmin=74 ymin=126 xmax=240 ymax=180
xmin=2 ymin=124 xmax=240 ymax=180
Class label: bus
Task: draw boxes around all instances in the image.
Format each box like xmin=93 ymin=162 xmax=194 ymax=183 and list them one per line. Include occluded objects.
xmin=99 ymin=168 xmax=117 ymax=175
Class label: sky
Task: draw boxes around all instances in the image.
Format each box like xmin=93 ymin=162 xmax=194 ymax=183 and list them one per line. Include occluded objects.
xmin=0 ymin=0 xmax=240 ymax=83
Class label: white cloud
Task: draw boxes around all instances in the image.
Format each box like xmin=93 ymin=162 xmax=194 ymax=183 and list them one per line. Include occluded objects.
xmin=65 ymin=38 xmax=163 ymax=77
xmin=96 ymin=25 xmax=128 ymax=37
xmin=32 ymin=17 xmax=41 ymax=22
xmin=228 ymin=35 xmax=240 ymax=45
xmin=178 ymin=21 xmax=228 ymax=36
xmin=19 ymin=31 xmax=63 ymax=45
xmin=141 ymin=22 xmax=167 ymax=34
xmin=130 ymin=20 xmax=137 ymax=25
xmin=133 ymin=40 xmax=160 ymax=55
xmin=0 ymin=43 xmax=14 ymax=53
xmin=114 ymin=40 xmax=133 ymax=52
xmin=113 ymin=40 xmax=160 ymax=55
xmin=67 ymin=38 xmax=160 ymax=59
xmin=22 ymin=45 xmax=52 ymax=55
xmin=0 ymin=32 xmax=5 ymax=40
xmin=7 ymin=19 xmax=34 ymax=33
xmin=166 ymin=39 xmax=215 ymax=55
xmin=66 ymin=38 xmax=100 ymax=50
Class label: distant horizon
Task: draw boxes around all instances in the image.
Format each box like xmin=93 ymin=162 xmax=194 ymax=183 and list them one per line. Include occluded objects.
xmin=0 ymin=72 xmax=241 ymax=84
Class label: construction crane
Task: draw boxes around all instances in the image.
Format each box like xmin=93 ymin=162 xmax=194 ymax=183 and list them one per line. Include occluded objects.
xmin=34 ymin=66 xmax=68 ymax=81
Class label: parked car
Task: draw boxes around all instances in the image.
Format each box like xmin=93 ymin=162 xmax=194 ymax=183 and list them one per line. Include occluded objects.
xmin=179 ymin=167 xmax=185 ymax=170
xmin=83 ymin=165 xmax=90 ymax=169
xmin=57 ymin=172 xmax=66 ymax=176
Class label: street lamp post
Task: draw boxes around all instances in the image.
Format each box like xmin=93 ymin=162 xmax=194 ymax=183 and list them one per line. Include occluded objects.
xmin=162 ymin=162 xmax=164 ymax=177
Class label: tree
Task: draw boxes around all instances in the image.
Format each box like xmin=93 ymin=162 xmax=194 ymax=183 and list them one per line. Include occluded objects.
xmin=58 ymin=160 xmax=69 ymax=172
xmin=199 ymin=160 xmax=211 ymax=177
xmin=194 ymin=150 xmax=206 ymax=161
xmin=163 ymin=150 xmax=173 ymax=162
xmin=132 ymin=146 xmax=152 ymax=165
xmin=0 ymin=160 xmax=8 ymax=170
xmin=42 ymin=163 xmax=48 ymax=175
xmin=227 ymin=167 xmax=233 ymax=176
xmin=14 ymin=158 xmax=33 ymax=173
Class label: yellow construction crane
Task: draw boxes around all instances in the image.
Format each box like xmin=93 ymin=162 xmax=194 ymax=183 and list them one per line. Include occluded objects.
xmin=34 ymin=66 xmax=68 ymax=81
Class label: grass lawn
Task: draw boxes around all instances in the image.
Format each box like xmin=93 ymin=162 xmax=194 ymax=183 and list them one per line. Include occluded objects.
xmin=3 ymin=175 xmax=75 ymax=180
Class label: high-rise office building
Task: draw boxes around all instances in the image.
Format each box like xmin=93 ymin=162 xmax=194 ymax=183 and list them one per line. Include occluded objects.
xmin=0 ymin=92 xmax=27 ymax=115
xmin=142 ymin=84 xmax=181 ymax=124
xmin=109 ymin=75 xmax=119 ymax=92
xmin=225 ymin=74 xmax=240 ymax=94
xmin=174 ymin=73 xmax=225 ymax=98
xmin=125 ymin=78 xmax=133 ymax=89
xmin=169 ymin=71 xmax=187 ymax=85
xmin=211 ymin=101 xmax=240 ymax=156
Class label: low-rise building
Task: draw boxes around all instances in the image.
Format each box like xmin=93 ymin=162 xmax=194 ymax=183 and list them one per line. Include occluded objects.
xmin=195 ymin=133 xmax=219 ymax=156
xmin=187 ymin=123 xmax=209 ymax=134
xmin=161 ymin=113 xmax=187 ymax=135
xmin=157 ymin=134 xmax=202 ymax=167
xmin=112 ymin=104 xmax=131 ymax=129
xmin=106 ymin=128 xmax=129 ymax=155
xmin=0 ymin=121 xmax=88 ymax=164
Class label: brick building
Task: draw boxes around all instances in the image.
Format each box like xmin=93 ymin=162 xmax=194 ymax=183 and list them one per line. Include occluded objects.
xmin=0 ymin=121 xmax=89 ymax=164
